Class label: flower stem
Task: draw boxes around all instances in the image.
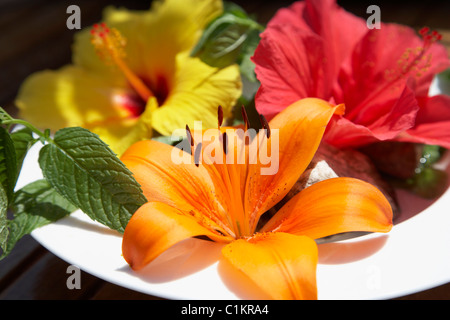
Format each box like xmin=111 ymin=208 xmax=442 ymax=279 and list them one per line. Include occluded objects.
xmin=0 ymin=107 xmax=54 ymax=144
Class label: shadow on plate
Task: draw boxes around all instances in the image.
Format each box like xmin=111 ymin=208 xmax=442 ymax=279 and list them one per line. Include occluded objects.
xmin=120 ymin=238 xmax=223 ymax=283
xmin=55 ymin=211 xmax=122 ymax=237
xmin=318 ymin=234 xmax=389 ymax=265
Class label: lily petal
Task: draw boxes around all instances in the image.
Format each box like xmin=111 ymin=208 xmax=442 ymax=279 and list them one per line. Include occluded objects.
xmin=261 ymin=177 xmax=393 ymax=240
xmin=244 ymin=98 xmax=344 ymax=231
xmin=222 ymin=232 xmax=318 ymax=300
xmin=122 ymin=201 xmax=231 ymax=270
xmin=121 ymin=139 xmax=234 ymax=237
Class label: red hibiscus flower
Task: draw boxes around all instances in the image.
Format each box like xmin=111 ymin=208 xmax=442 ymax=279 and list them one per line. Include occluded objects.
xmin=252 ymin=0 xmax=450 ymax=149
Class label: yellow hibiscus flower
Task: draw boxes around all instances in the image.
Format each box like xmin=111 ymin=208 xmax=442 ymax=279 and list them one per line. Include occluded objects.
xmin=15 ymin=0 xmax=242 ymax=155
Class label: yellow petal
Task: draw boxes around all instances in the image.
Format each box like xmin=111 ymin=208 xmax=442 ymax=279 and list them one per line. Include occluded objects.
xmin=122 ymin=201 xmax=231 ymax=270
xmin=222 ymin=232 xmax=318 ymax=300
xmin=261 ymin=177 xmax=393 ymax=239
xmin=15 ymin=65 xmax=152 ymax=155
xmin=86 ymin=102 xmax=153 ymax=156
xmin=16 ymin=65 xmax=128 ymax=130
xmin=245 ymin=98 xmax=344 ymax=231
xmin=151 ymin=53 xmax=242 ymax=136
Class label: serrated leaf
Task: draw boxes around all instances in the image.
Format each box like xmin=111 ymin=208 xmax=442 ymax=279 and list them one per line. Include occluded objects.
xmin=0 ymin=126 xmax=18 ymax=203
xmin=1 ymin=179 xmax=77 ymax=259
xmin=11 ymin=127 xmax=38 ymax=173
xmin=0 ymin=184 xmax=8 ymax=258
xmin=38 ymin=127 xmax=147 ymax=233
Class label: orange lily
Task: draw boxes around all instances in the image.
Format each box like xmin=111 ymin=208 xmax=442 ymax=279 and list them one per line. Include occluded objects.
xmin=121 ymin=98 xmax=393 ymax=300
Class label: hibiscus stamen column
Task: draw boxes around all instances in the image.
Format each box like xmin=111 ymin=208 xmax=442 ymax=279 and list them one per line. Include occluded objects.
xmin=345 ymin=27 xmax=444 ymax=122
xmin=90 ymin=23 xmax=154 ymax=102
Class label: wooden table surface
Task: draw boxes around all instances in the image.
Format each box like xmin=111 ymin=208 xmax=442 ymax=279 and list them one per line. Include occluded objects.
xmin=1 ymin=0 xmax=450 ymax=300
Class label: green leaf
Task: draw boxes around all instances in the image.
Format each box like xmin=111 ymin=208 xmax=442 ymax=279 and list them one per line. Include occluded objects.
xmin=0 ymin=126 xmax=18 ymax=203
xmin=0 ymin=107 xmax=14 ymax=124
xmin=10 ymin=127 xmax=38 ymax=173
xmin=192 ymin=15 xmax=249 ymax=68
xmin=191 ymin=4 xmax=264 ymax=70
xmin=38 ymin=127 xmax=147 ymax=233
xmin=1 ymin=179 xmax=77 ymax=259
xmin=0 ymin=184 xmax=8 ymax=258
xmin=405 ymin=167 xmax=448 ymax=199
xmin=238 ymin=28 xmax=261 ymax=82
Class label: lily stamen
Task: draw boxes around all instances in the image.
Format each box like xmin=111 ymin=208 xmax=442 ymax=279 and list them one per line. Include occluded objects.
xmin=222 ymin=131 xmax=228 ymax=155
xmin=194 ymin=142 xmax=202 ymax=167
xmin=185 ymin=124 xmax=194 ymax=156
xmin=218 ymin=105 xmax=224 ymax=128
xmin=241 ymin=105 xmax=250 ymax=131
xmin=259 ymin=114 xmax=271 ymax=139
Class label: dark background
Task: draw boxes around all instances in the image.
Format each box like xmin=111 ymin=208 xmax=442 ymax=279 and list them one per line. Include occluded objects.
xmin=1 ymin=0 xmax=449 ymax=114
xmin=0 ymin=0 xmax=449 ymax=299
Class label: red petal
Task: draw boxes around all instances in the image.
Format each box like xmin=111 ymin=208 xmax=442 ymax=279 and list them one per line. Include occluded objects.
xmin=267 ymin=0 xmax=367 ymax=79
xmin=252 ymin=25 xmax=330 ymax=120
xmin=398 ymin=95 xmax=450 ymax=149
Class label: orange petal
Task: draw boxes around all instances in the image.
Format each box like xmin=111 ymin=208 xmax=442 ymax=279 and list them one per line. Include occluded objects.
xmin=245 ymin=98 xmax=344 ymax=231
xmin=261 ymin=177 xmax=393 ymax=239
xmin=121 ymin=139 xmax=234 ymax=237
xmin=122 ymin=201 xmax=232 ymax=270
xmin=221 ymin=232 xmax=318 ymax=300
xmin=121 ymin=139 xmax=209 ymax=205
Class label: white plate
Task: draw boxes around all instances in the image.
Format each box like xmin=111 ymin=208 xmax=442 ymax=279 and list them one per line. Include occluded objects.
xmin=18 ymin=139 xmax=449 ymax=300
xmin=21 ymin=78 xmax=450 ymax=300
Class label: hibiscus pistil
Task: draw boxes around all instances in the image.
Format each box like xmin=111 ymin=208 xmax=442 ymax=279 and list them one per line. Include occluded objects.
xmin=419 ymin=27 xmax=443 ymax=48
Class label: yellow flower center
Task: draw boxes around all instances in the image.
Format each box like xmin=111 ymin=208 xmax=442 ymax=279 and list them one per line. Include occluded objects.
xmin=90 ymin=23 xmax=154 ymax=103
